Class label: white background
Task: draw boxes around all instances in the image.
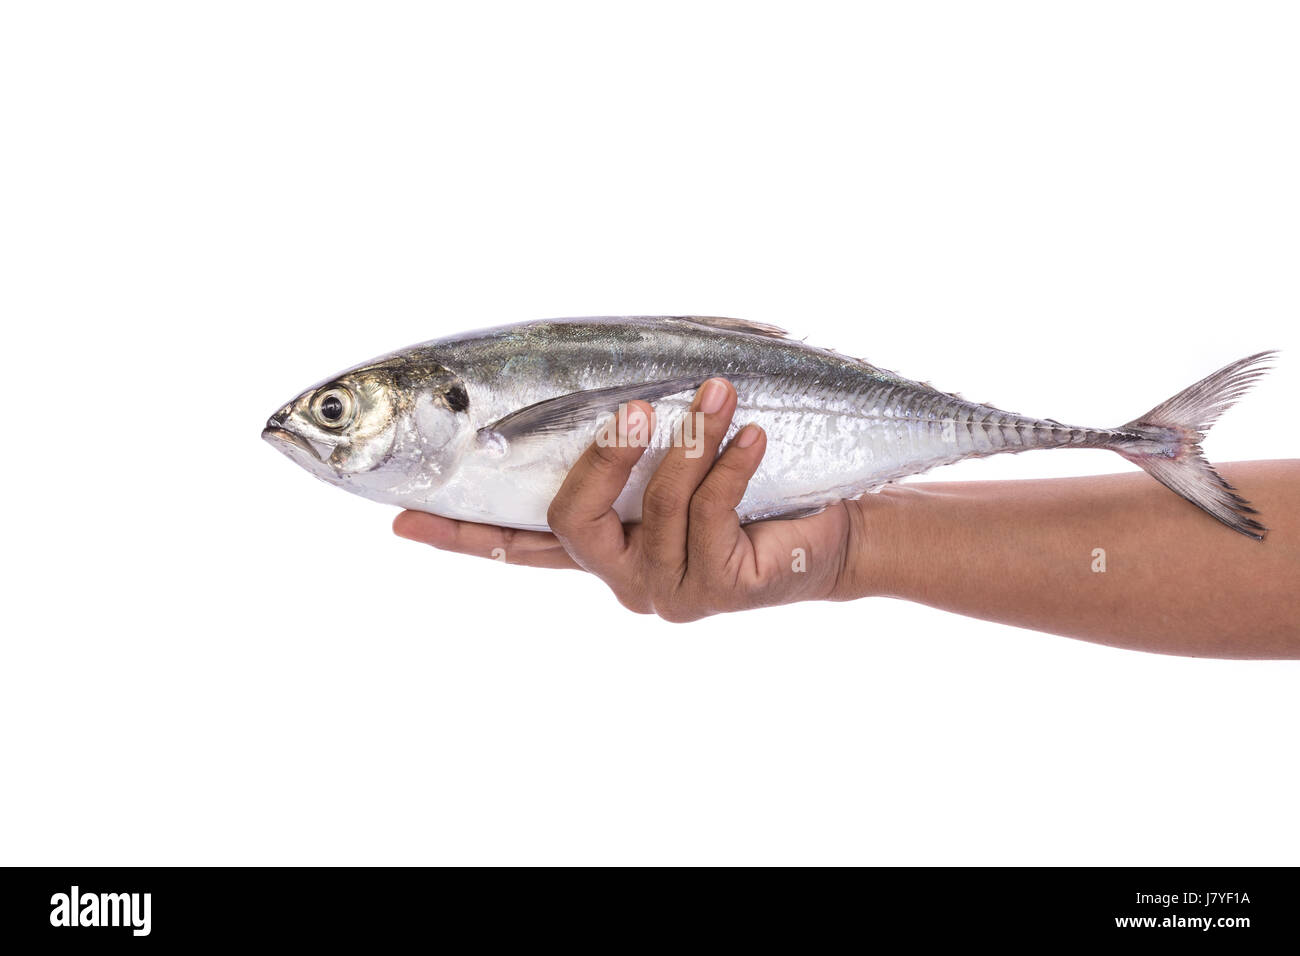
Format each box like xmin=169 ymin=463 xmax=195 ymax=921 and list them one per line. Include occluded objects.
xmin=3 ymin=2 xmax=1297 ymax=865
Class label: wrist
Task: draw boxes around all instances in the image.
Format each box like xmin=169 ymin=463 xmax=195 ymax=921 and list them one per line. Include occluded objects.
xmin=831 ymin=488 xmax=915 ymax=602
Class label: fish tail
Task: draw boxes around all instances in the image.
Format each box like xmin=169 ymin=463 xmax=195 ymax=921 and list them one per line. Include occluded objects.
xmin=1107 ymin=351 xmax=1277 ymax=539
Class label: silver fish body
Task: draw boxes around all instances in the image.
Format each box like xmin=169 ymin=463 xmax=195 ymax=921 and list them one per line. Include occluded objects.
xmin=263 ymin=316 xmax=1274 ymax=537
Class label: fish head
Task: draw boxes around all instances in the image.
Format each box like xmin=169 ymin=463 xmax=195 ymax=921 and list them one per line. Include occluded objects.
xmin=262 ymin=347 xmax=473 ymax=501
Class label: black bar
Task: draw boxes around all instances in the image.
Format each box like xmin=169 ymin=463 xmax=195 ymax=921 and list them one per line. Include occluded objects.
xmin=1 ymin=867 xmax=1293 ymax=945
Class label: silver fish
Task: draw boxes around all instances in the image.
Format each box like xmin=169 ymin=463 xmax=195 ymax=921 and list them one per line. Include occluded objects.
xmin=263 ymin=316 xmax=1275 ymax=537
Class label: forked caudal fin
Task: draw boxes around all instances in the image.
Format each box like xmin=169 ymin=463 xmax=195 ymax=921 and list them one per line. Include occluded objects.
xmin=1111 ymin=351 xmax=1277 ymax=539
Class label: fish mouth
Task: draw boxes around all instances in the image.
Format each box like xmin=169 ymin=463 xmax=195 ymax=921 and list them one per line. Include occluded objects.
xmin=262 ymin=425 xmax=321 ymax=460
xmin=262 ymin=424 xmax=340 ymax=480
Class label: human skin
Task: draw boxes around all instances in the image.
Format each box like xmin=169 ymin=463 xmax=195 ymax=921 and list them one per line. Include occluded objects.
xmin=393 ymin=378 xmax=1300 ymax=659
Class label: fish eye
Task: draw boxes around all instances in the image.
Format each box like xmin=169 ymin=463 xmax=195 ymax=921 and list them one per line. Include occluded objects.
xmin=313 ymin=387 xmax=354 ymax=427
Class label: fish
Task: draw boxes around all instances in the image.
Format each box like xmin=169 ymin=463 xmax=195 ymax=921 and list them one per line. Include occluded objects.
xmin=262 ymin=315 xmax=1276 ymax=538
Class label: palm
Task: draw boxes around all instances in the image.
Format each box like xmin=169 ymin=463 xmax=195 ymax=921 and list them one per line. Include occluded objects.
xmin=741 ymin=501 xmax=852 ymax=600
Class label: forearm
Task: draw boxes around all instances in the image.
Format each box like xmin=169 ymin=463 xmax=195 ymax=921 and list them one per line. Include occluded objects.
xmin=844 ymin=460 xmax=1300 ymax=658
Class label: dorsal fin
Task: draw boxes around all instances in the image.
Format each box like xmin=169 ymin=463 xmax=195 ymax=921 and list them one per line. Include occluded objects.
xmin=667 ymin=315 xmax=788 ymax=338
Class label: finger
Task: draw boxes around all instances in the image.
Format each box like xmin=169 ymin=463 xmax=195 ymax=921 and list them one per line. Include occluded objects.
xmin=686 ymin=423 xmax=766 ymax=577
xmin=393 ymin=511 xmax=582 ymax=570
xmin=639 ymin=378 xmax=736 ymax=586
xmin=547 ymin=400 xmax=653 ymax=577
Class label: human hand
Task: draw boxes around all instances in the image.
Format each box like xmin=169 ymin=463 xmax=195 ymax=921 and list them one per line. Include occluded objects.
xmin=393 ymin=378 xmax=867 ymax=621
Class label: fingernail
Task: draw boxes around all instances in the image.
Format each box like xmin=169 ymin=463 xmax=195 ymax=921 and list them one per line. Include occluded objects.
xmin=697 ymin=378 xmax=727 ymax=415
xmin=736 ymin=423 xmax=760 ymax=448
xmin=623 ymin=404 xmax=649 ymax=446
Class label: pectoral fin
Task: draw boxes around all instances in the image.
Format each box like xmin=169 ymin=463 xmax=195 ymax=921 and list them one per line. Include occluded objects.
xmin=482 ymin=378 xmax=705 ymax=443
